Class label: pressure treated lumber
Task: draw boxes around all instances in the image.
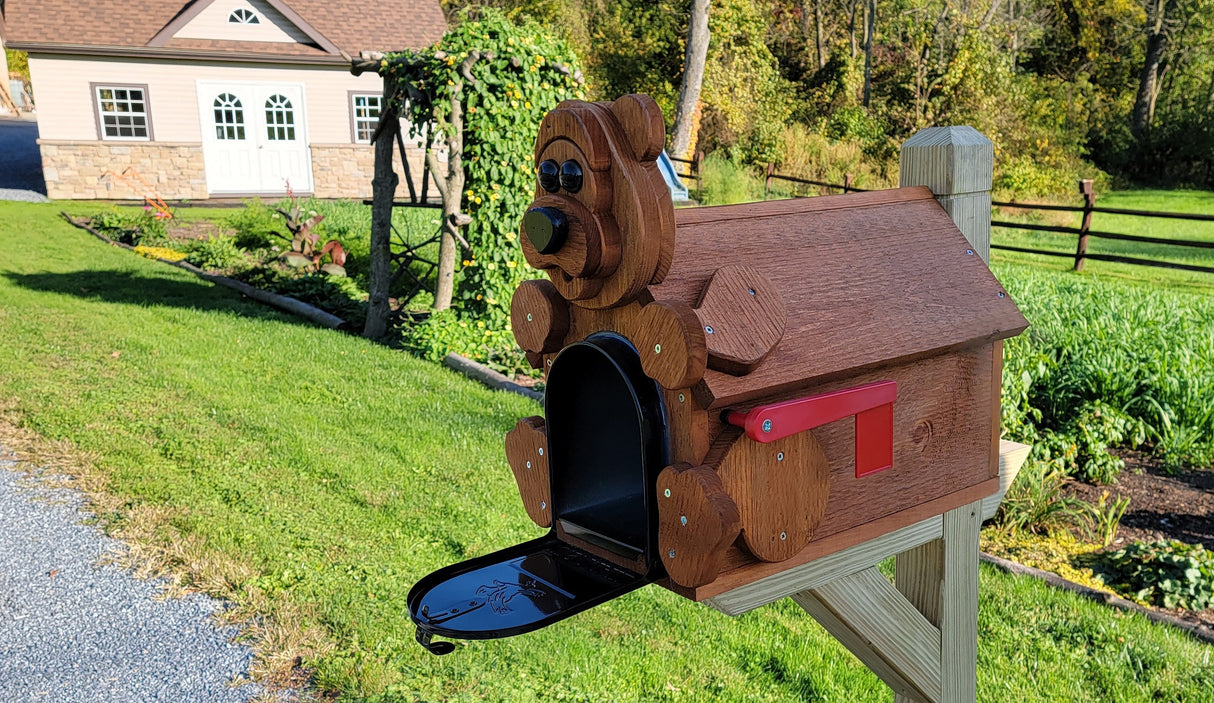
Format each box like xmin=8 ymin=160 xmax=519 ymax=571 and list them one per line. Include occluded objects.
xmin=794 ymin=567 xmax=943 ymax=703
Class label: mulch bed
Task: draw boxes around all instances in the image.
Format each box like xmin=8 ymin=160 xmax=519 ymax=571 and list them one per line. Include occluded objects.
xmin=1062 ymin=449 xmax=1214 ymax=632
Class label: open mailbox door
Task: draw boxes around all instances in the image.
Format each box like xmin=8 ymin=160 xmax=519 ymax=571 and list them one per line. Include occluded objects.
xmin=408 ymin=334 xmax=669 ymax=653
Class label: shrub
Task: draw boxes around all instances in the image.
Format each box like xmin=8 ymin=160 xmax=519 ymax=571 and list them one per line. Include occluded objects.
xmin=403 ymin=309 xmax=534 ymax=378
xmin=1100 ymin=540 xmax=1214 ymax=611
xmin=88 ymin=208 xmax=172 ymax=247
xmin=245 ymin=269 xmax=368 ymax=327
xmin=697 ymin=154 xmax=765 ymax=205
xmin=185 ymin=236 xmax=248 ymax=273
xmin=224 ymin=199 xmax=283 ymax=250
xmin=994 ymin=457 xmax=1093 ymax=536
xmin=999 ymin=265 xmax=1214 ymax=475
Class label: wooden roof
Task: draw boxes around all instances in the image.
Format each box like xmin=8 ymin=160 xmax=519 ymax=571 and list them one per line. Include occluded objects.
xmin=651 ymin=188 xmax=1028 ymax=408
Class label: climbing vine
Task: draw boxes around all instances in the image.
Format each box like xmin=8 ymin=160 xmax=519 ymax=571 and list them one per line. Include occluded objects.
xmin=380 ymin=10 xmax=583 ymax=351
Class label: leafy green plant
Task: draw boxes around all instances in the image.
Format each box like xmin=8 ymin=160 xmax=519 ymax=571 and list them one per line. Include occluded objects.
xmin=1091 ymin=491 xmax=1131 ymax=547
xmin=1100 ymin=540 xmax=1214 ymax=611
xmin=88 ymin=208 xmax=172 ymax=247
xmin=244 ymin=269 xmax=368 ymax=327
xmin=383 ymin=9 xmax=583 ymax=350
xmin=999 ymin=266 xmax=1214 ymax=476
xmin=994 ymin=457 xmax=1092 ymax=537
xmin=184 ymin=236 xmax=248 ymax=273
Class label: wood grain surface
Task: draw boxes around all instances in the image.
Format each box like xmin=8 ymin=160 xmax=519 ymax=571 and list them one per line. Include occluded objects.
xmin=633 ymin=301 xmax=708 ymax=389
xmin=711 ymin=426 xmax=830 ymax=562
xmin=693 ymin=264 xmax=786 ymax=374
xmin=653 ymin=188 xmax=1026 ymax=408
xmin=656 ymin=463 xmax=742 ymax=587
xmin=503 ymin=417 xmax=552 ymax=528
xmin=510 ymin=279 xmax=570 ymax=354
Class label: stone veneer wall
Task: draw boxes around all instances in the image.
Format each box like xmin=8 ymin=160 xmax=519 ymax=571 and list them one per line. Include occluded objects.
xmin=310 ymin=143 xmax=434 ymax=202
xmin=39 ymin=141 xmax=208 ymax=200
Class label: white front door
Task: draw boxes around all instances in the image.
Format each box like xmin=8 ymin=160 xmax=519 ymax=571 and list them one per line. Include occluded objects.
xmin=198 ymin=81 xmax=312 ymax=195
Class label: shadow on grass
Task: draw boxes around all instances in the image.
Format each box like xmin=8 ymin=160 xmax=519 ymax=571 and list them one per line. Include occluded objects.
xmin=2 ymin=268 xmax=314 ymax=329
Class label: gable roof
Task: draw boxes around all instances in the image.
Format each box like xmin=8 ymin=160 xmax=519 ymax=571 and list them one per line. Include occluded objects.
xmin=2 ymin=0 xmax=445 ymax=63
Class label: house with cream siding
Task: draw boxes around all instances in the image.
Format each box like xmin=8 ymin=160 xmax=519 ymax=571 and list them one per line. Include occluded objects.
xmin=1 ymin=0 xmax=445 ymax=200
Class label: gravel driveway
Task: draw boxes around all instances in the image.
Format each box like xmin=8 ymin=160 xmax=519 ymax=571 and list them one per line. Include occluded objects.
xmin=0 ymin=456 xmax=268 ymax=702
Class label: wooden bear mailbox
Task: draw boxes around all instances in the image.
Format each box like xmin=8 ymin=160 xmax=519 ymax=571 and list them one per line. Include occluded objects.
xmin=409 ymin=95 xmax=1029 ymax=693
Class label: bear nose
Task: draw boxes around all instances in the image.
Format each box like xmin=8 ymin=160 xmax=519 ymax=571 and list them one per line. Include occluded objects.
xmin=523 ymin=207 xmax=568 ymax=254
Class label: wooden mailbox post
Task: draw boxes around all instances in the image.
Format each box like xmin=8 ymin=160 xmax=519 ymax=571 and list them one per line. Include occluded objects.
xmin=409 ymin=96 xmax=1031 ymax=702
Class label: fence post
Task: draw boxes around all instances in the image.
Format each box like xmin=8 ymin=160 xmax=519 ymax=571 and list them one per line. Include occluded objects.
xmin=765 ymin=162 xmax=775 ymax=200
xmin=899 ymin=127 xmax=994 ymax=263
xmin=1074 ymin=179 xmax=1096 ymax=271
xmin=843 ymin=173 xmax=852 ymax=194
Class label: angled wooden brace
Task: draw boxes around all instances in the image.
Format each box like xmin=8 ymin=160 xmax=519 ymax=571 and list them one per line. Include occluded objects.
xmin=705 ymin=441 xmax=1031 ymax=703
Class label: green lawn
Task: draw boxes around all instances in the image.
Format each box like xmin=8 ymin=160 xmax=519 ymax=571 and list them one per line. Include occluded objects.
xmin=991 ymin=190 xmax=1214 ymax=293
xmin=1 ymin=201 xmax=1212 ymax=701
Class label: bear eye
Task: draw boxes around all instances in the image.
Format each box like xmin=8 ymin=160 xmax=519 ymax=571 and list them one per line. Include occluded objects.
xmin=559 ymin=160 xmax=583 ymax=194
xmin=538 ymin=160 xmax=560 ymax=193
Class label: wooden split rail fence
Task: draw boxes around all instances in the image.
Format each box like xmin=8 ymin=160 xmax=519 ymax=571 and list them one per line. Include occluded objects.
xmin=991 ymin=179 xmax=1214 ymax=275
xmin=675 ymin=157 xmax=1212 ymax=277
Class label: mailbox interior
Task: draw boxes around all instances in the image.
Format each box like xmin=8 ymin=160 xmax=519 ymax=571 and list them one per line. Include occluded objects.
xmin=547 ymin=333 xmax=668 ymax=566
xmin=407 ymin=333 xmax=668 ymax=644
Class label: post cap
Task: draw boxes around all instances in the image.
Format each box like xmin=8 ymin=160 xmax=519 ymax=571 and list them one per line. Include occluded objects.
xmin=899 ymin=126 xmax=993 ymax=196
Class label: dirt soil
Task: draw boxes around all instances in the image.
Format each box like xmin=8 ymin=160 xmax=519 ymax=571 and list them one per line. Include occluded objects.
xmin=1063 ymin=449 xmax=1214 ymax=631
xmin=167 ymin=219 xmax=226 ymax=241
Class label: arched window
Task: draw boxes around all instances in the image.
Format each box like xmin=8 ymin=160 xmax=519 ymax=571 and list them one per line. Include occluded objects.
xmin=228 ymin=8 xmax=260 ymax=24
xmin=264 ymin=94 xmax=296 ymax=141
xmin=213 ymin=93 xmax=246 ymax=140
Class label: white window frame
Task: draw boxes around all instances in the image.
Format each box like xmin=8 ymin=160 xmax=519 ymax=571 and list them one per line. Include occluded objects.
xmin=228 ymin=7 xmax=261 ymax=24
xmin=91 ymin=84 xmax=153 ymax=142
xmin=349 ymin=92 xmax=383 ymax=144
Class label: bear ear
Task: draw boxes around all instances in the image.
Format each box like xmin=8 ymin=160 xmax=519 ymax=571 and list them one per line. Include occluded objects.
xmin=610 ymin=94 xmax=666 ymax=162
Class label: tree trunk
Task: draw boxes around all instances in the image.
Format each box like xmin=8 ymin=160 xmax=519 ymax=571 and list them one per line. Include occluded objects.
xmin=362 ymin=78 xmax=399 ymax=339
xmin=814 ymin=0 xmax=825 ymax=69
xmin=433 ymin=97 xmax=464 ymax=312
xmin=672 ymin=0 xmax=711 ymax=161
xmin=799 ymin=0 xmax=825 ymax=71
xmin=849 ymin=0 xmax=859 ymax=58
xmin=1133 ymin=0 xmax=1171 ymax=139
xmin=862 ymin=0 xmax=875 ymax=106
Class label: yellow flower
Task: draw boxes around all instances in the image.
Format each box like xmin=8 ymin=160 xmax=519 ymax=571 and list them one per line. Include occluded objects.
xmin=507 ymin=260 xmax=517 ymax=268
xmin=476 ymin=294 xmax=483 ymax=300
xmin=525 ymin=101 xmax=532 ymax=109
xmin=474 ymin=196 xmax=482 ymax=204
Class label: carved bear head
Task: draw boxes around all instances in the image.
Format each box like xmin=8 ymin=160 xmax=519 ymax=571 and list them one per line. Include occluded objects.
xmin=520 ymin=94 xmax=676 ymax=310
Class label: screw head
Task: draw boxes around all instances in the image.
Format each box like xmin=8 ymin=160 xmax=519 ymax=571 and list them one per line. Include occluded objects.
xmin=547 ymin=359 xmax=552 ymax=366
xmin=537 ymin=447 xmax=543 ymax=456
xmin=668 ymin=549 xmax=676 ymax=558
xmin=777 ymin=452 xmax=784 ymax=461
xmin=780 ymin=532 xmax=787 ymax=541
xmin=762 ymin=419 xmax=773 ymax=433
xmin=525 ymin=460 xmax=531 ymax=469
xmin=654 ymin=343 xmax=662 ymax=354
xmin=526 ymin=313 xmax=533 ymax=321
xmin=998 ymin=291 xmax=1006 ymax=298
xmin=680 ymin=515 xmax=687 ymax=525
xmin=705 ymin=325 xmax=714 ymax=334
xmin=540 ymin=501 xmax=547 ymax=509
xmin=748 ymin=288 xmax=756 ymax=295
xmin=664 ymin=488 xmax=671 ymax=498
xmin=966 ymin=249 xmax=974 ymax=256
xmin=678 ymin=393 xmax=685 ymax=403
